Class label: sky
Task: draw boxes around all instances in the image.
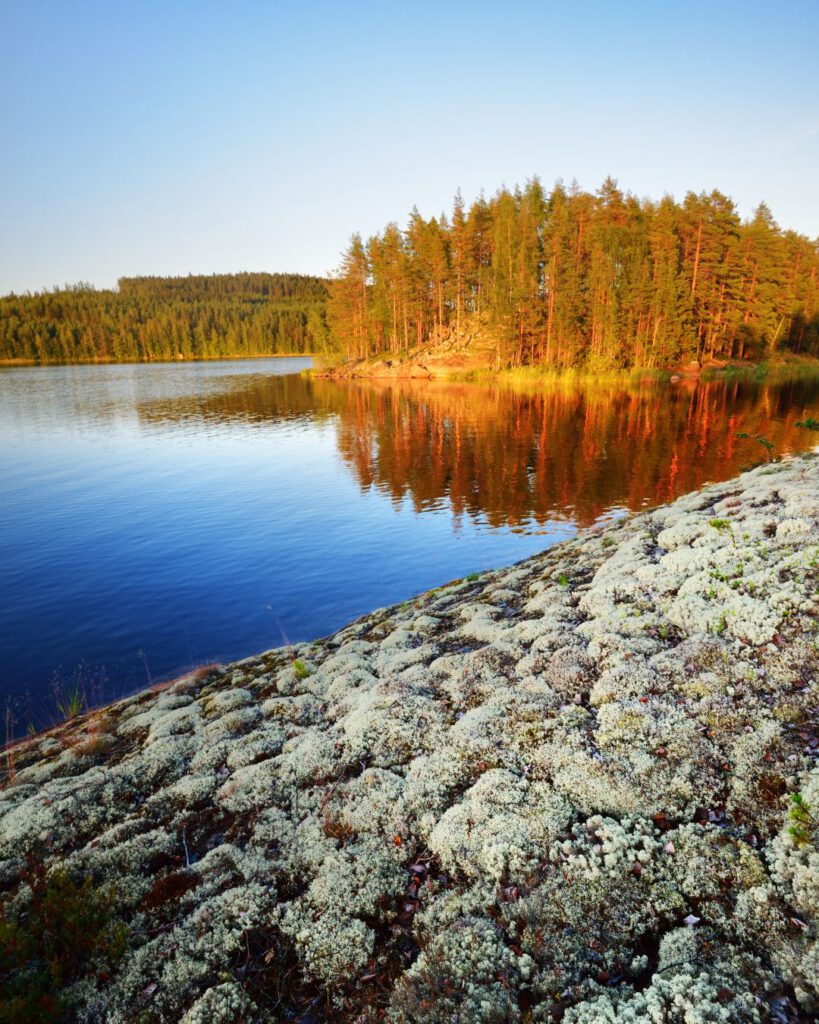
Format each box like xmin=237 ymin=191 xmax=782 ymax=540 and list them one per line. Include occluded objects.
xmin=1 ymin=0 xmax=818 ymax=295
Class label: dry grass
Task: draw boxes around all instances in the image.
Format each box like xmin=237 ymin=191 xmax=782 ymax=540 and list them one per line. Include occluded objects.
xmin=149 ymin=662 xmax=223 ymax=694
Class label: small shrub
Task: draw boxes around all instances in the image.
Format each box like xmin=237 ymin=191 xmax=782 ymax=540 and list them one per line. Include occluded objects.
xmin=0 ymin=858 xmax=128 ymax=1023
xmin=787 ymin=792 xmax=816 ymax=848
xmin=292 ymin=659 xmax=310 ymax=680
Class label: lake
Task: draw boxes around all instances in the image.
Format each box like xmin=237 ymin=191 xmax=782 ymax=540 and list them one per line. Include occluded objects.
xmin=1 ymin=358 xmax=817 ymax=735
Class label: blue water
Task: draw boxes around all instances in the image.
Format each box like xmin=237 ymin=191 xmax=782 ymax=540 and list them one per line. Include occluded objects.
xmin=0 ymin=359 xmax=570 ymax=728
xmin=2 ymin=358 xmax=816 ymax=734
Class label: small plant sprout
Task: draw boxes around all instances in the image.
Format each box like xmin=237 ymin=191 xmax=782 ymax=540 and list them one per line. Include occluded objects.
xmin=557 ymin=572 xmax=569 ymax=588
xmin=709 ymin=518 xmax=737 ymax=547
xmin=736 ymin=432 xmax=777 ymax=462
xmin=466 ymin=572 xmax=481 ymax=583
xmin=795 ymin=417 xmax=819 ymax=431
xmin=292 ymin=658 xmax=310 ymax=680
xmin=788 ymin=792 xmax=816 ymax=848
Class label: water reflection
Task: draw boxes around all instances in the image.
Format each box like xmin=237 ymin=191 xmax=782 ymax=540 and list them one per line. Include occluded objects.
xmin=139 ymin=373 xmax=819 ymax=528
xmin=0 ymin=361 xmax=816 ymax=723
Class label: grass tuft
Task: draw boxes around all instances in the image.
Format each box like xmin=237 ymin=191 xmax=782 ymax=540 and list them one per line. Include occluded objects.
xmin=292 ymin=659 xmax=310 ymax=680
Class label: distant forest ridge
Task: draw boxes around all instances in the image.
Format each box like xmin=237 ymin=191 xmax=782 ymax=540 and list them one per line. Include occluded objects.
xmin=327 ymin=177 xmax=819 ymax=369
xmin=0 ymin=273 xmax=331 ymax=363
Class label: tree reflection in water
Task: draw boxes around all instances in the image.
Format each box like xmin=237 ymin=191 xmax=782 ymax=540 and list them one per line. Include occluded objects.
xmin=140 ymin=372 xmax=819 ymax=530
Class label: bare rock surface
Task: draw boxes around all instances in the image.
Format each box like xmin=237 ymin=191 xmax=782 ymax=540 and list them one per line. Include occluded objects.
xmin=319 ymin=317 xmax=499 ymax=379
xmin=1 ymin=453 xmax=818 ymax=1022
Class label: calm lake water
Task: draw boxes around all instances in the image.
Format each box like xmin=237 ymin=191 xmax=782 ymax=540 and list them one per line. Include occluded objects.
xmin=1 ymin=358 xmax=817 ymax=733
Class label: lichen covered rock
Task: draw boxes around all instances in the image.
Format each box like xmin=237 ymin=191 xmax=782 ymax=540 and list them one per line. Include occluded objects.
xmin=1 ymin=453 xmax=818 ymax=1022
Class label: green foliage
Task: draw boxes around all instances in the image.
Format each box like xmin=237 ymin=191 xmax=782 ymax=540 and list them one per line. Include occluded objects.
xmin=0 ymin=858 xmax=127 ymax=1023
xmin=795 ymin=417 xmax=819 ymax=431
xmin=0 ymin=273 xmax=331 ymax=364
xmin=787 ymin=792 xmax=815 ymax=848
xmin=709 ymin=518 xmax=737 ymax=547
xmin=737 ymin=432 xmax=777 ymax=462
xmin=54 ymin=682 xmax=84 ymax=721
xmin=292 ymin=659 xmax=310 ymax=680
xmin=557 ymin=573 xmax=570 ymax=588
xmin=329 ymin=179 xmax=819 ymax=370
xmin=465 ymin=572 xmax=481 ymax=582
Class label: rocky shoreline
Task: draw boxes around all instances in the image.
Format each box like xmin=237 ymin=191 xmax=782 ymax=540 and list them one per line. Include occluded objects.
xmin=1 ymin=454 xmax=818 ymax=1022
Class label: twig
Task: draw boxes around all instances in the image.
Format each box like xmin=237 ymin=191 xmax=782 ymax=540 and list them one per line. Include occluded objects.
xmin=181 ymin=827 xmax=191 ymax=867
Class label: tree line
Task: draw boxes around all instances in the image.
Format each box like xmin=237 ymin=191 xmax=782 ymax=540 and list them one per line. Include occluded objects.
xmin=0 ymin=273 xmax=331 ymax=363
xmin=327 ymin=178 xmax=819 ymax=369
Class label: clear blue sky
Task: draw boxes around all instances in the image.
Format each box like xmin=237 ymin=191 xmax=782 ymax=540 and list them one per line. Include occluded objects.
xmin=1 ymin=0 xmax=817 ymax=294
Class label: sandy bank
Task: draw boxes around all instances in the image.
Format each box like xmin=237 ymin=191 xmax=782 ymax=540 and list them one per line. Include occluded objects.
xmin=1 ymin=454 xmax=818 ymax=1022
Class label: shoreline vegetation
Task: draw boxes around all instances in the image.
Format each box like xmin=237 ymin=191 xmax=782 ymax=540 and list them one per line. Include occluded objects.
xmin=5 ymin=349 xmax=819 ymax=393
xmin=0 ymin=352 xmax=314 ymax=368
xmin=2 ymin=452 xmax=818 ymax=1022
xmin=2 ymin=178 xmax=818 ymax=382
xmin=327 ymin=178 xmax=819 ymax=375
xmin=315 ymin=344 xmax=819 ymax=387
